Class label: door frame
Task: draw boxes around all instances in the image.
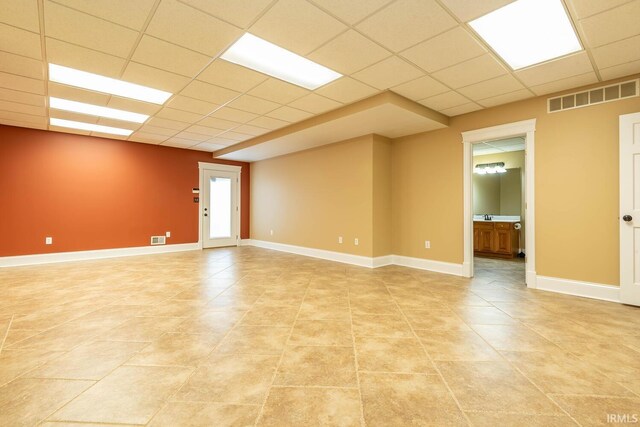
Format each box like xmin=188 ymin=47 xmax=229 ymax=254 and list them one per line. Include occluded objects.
xmin=461 ymin=119 xmax=537 ymax=287
xmin=198 ymin=162 xmax=242 ymax=249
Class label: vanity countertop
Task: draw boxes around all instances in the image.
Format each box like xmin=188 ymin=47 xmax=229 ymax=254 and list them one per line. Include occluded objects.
xmin=473 ymin=219 xmax=521 ymax=223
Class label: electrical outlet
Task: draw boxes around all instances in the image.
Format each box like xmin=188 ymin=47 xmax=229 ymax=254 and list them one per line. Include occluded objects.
xmin=425 ymin=240 xmax=431 ymax=249
xmin=45 ymin=237 xmax=52 ymax=245
xmin=270 ymin=229 xmax=274 ymax=236
xmin=165 ymin=231 xmax=171 ymax=238
xmin=354 ymin=238 xmax=359 ymax=246
xmin=338 ymin=236 xmax=343 ymax=244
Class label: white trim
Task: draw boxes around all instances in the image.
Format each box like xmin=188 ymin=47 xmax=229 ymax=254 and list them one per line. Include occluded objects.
xmin=392 ymin=255 xmax=464 ymax=276
xmin=198 ymin=162 xmax=241 ymax=172
xmin=536 ymin=276 xmax=620 ymax=303
xmin=373 ymin=255 xmax=394 ymax=268
xmin=461 ymin=119 xmax=537 ymax=288
xmin=0 ymin=243 xmax=199 ymax=268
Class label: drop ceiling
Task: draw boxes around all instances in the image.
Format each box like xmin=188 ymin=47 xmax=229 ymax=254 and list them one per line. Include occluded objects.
xmin=0 ymin=0 xmax=638 ymax=155
xmin=473 ymin=136 xmax=525 ymax=155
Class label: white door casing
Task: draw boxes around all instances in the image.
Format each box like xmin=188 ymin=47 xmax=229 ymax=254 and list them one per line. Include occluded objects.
xmin=198 ymin=162 xmax=241 ymax=249
xmin=620 ymin=112 xmax=640 ymax=306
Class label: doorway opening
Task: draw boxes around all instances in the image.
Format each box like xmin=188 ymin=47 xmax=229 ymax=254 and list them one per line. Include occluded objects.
xmin=462 ymin=119 xmax=537 ymax=288
xmin=198 ymin=162 xmax=241 ymax=249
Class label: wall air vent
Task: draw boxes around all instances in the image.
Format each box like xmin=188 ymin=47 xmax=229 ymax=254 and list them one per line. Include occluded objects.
xmin=150 ymin=236 xmax=166 ymax=245
xmin=548 ymin=79 xmax=638 ymax=113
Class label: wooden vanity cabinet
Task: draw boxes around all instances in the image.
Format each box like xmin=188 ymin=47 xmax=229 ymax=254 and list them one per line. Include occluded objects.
xmin=473 ymin=221 xmax=519 ymax=258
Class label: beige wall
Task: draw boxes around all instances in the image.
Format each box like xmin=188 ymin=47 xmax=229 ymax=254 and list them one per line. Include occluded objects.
xmin=473 ymin=174 xmax=501 ymax=215
xmin=251 ymin=135 xmax=378 ymax=257
xmin=372 ymin=135 xmax=393 ymax=257
xmin=500 ymin=169 xmax=522 ymax=216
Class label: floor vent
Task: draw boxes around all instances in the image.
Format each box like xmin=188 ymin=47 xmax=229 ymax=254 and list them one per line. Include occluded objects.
xmin=548 ymin=79 xmax=638 ymax=113
xmin=150 ymin=236 xmax=166 ymax=245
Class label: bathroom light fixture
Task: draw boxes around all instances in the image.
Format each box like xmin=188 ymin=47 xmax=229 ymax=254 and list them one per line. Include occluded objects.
xmin=50 ymin=118 xmax=133 ymax=136
xmin=220 ymin=33 xmax=342 ymax=90
xmin=474 ymin=162 xmax=507 ymax=174
xmin=48 ymin=64 xmax=172 ymax=104
xmin=469 ymin=0 xmax=582 ymax=70
xmin=49 ymin=97 xmax=149 ymax=123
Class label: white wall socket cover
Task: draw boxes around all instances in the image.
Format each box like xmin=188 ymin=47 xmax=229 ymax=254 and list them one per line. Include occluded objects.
xmin=425 ymin=240 xmax=431 ymax=249
xmin=354 ymin=238 xmax=359 ymax=246
xmin=270 ymin=229 xmax=274 ymax=236
xmin=165 ymin=231 xmax=171 ymax=237
xmin=45 ymin=237 xmax=52 ymax=245
xmin=338 ymin=236 xmax=343 ymax=244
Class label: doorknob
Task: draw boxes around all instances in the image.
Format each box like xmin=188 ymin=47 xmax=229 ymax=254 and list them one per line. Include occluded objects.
xmin=623 ymin=215 xmax=633 ymax=222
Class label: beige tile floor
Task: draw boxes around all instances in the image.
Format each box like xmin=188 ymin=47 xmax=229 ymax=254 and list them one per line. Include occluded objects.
xmin=0 ymin=248 xmax=639 ymax=426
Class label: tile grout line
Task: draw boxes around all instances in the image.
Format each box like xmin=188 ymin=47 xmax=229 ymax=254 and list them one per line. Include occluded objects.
xmin=347 ymin=285 xmax=368 ymax=427
xmin=0 ymin=314 xmax=15 ymax=356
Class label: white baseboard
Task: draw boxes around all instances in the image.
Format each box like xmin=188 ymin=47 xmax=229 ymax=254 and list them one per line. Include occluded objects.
xmin=536 ymin=275 xmax=620 ymax=303
xmin=392 ymin=255 xmax=465 ymax=276
xmin=0 ymin=243 xmax=200 ymax=268
xmin=372 ymin=255 xmax=394 ymax=268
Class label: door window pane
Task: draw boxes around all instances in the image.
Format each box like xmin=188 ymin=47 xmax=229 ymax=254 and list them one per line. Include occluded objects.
xmin=209 ymin=177 xmax=231 ymax=238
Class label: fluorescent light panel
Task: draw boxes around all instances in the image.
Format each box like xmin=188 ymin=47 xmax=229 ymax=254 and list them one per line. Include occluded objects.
xmin=50 ymin=118 xmax=133 ymax=136
xmin=48 ymin=64 xmax=172 ymax=104
xmin=469 ymin=0 xmax=582 ymax=70
xmin=49 ymin=97 xmax=149 ymax=123
xmin=221 ymin=33 xmax=342 ymax=90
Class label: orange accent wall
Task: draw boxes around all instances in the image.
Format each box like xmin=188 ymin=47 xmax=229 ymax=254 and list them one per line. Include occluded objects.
xmin=0 ymin=125 xmax=250 ymax=256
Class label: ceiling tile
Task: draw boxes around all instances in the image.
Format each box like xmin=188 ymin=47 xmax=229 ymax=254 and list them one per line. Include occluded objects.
xmin=166 ymin=95 xmax=219 ymax=115
xmin=591 ymin=34 xmax=640 ymax=69
xmin=44 ymin=1 xmax=139 ymax=57
xmin=216 ymin=130 xmax=253 ymax=141
xmin=207 ymin=136 xmax=237 ymax=146
xmin=0 ymin=0 xmax=40 ymax=31
xmin=107 ymin=97 xmax=162 ymax=116
xmin=184 ymin=124 xmax=227 ymax=136
xmin=247 ymin=115 xmax=290 ymax=130
xmin=163 ymin=137 xmax=198 ymax=148
xmin=431 ymin=54 xmax=506 ymax=88
xmin=438 ymin=0 xmax=515 ymax=22
xmin=390 ymin=75 xmax=448 ymax=100
xmin=155 ymin=107 xmax=204 ymax=123
xmin=458 ymin=74 xmax=524 ymax=100
xmin=310 ymin=0 xmax=393 ymax=24
xmin=146 ymin=0 xmax=241 ymax=56
xmin=137 ymin=124 xmax=178 ymax=136
xmin=0 ymin=23 xmax=42 ymax=60
xmin=192 ymin=142 xmax=226 ymax=152
xmin=529 ymin=72 xmax=598 ymax=96
xmin=50 ymin=0 xmax=156 ymax=30
xmin=209 ymin=107 xmax=259 ymax=123
xmin=233 ymin=124 xmax=270 ymax=136
xmin=248 ymin=78 xmax=310 ymax=104
xmin=0 ymin=119 xmax=46 ymax=130
xmin=477 ymin=88 xmax=534 ymax=108
xmin=0 ymin=99 xmax=46 ymax=116
xmin=266 ymin=106 xmax=313 ymax=122
xmin=178 ymin=0 xmax=273 ymax=28
xmin=145 ymin=116 xmax=190 ymax=131
xmin=0 ymin=72 xmax=44 ymax=95
xmin=131 ymin=35 xmax=211 ymax=77
xmin=227 ymin=94 xmax=280 ymax=115
xmin=121 ymin=62 xmax=191 ymax=93
xmin=0 ymin=111 xmax=47 ymax=125
xmin=516 ymin=52 xmax=594 ymax=87
xmin=352 ymin=56 xmax=423 ymax=90
xmin=180 ymin=80 xmax=241 ymax=104
xmin=315 ymin=77 xmax=378 ymax=103
xmin=568 ymin=0 xmax=632 ymax=19
xmin=0 ymin=87 xmax=45 ymax=107
xmin=419 ymin=90 xmax=470 ymax=110
xmin=288 ymin=93 xmax=342 ymax=114
xmin=308 ymin=29 xmax=391 ymax=75
xmin=440 ymin=102 xmax=482 ymax=116
xmin=198 ymin=116 xmax=241 ymax=130
xmin=46 ymin=38 xmax=125 ymax=78
xmin=173 ymin=131 xmax=211 ymax=141
xmin=599 ymin=59 xmax=640 ymax=81
xmin=357 ymin=0 xmax=457 ymax=52
xmin=198 ymin=59 xmax=268 ymax=92
xmin=249 ymin=0 xmax=347 ymax=55
xmin=130 ymin=132 xmax=167 ymax=143
xmin=0 ymin=51 xmax=43 ymax=80
xmin=400 ymin=27 xmax=486 ymax=73
xmin=579 ymin=0 xmax=640 ymax=47
xmin=48 ymin=82 xmax=109 ymax=105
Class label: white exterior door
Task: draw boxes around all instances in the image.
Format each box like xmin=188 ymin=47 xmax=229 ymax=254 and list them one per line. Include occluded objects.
xmin=201 ymin=165 xmax=240 ymax=249
xmin=620 ymin=112 xmax=640 ymax=306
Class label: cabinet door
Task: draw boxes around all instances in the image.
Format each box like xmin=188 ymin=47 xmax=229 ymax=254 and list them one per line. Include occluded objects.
xmin=479 ymin=229 xmax=494 ymax=252
xmin=495 ymin=229 xmax=512 ymax=255
xmin=473 ymin=228 xmax=479 ymax=251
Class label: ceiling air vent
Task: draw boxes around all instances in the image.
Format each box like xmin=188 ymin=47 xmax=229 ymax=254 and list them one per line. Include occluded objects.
xmin=548 ymin=79 xmax=638 ymax=113
xmin=150 ymin=236 xmax=166 ymax=245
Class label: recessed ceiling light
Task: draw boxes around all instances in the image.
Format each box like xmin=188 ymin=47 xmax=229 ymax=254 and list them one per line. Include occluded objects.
xmin=50 ymin=97 xmax=149 ymax=123
xmin=220 ymin=33 xmax=342 ymax=90
xmin=50 ymin=118 xmax=133 ymax=136
xmin=469 ymin=0 xmax=582 ymax=70
xmin=48 ymin=64 xmax=172 ymax=104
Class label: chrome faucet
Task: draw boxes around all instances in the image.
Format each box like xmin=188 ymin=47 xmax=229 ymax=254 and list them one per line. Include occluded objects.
xmin=484 ymin=214 xmax=493 ymax=220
